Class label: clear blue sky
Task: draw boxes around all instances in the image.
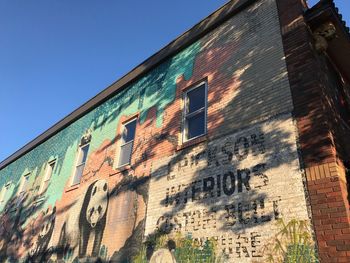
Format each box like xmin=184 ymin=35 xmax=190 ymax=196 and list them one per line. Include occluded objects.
xmin=0 ymin=0 xmax=349 ymax=163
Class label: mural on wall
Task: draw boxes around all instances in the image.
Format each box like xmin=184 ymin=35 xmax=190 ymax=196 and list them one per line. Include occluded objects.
xmin=0 ymin=15 xmax=222 ymax=262
xmin=57 ymin=180 xmax=109 ymax=259
xmin=27 ymin=206 xmax=56 ymax=262
xmin=0 ymin=0 xmax=313 ymax=262
xmin=19 ymin=172 xmax=149 ymax=262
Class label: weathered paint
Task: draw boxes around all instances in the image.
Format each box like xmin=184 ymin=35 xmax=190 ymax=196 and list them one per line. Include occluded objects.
xmin=0 ymin=0 xmax=315 ymax=262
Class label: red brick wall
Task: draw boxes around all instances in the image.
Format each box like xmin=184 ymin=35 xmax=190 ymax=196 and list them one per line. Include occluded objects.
xmin=276 ymin=0 xmax=350 ymax=261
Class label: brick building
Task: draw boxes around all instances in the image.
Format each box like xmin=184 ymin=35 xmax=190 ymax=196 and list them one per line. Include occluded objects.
xmin=0 ymin=0 xmax=349 ymax=262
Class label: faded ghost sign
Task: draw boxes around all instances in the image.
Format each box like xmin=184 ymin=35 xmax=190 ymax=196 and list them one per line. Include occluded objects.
xmin=145 ymin=115 xmax=310 ymax=262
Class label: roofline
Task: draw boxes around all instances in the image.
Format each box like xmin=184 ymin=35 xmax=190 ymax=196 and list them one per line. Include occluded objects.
xmin=0 ymin=0 xmax=257 ymax=169
xmin=305 ymin=0 xmax=350 ymax=40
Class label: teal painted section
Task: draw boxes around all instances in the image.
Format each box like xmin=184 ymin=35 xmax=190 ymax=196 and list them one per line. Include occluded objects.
xmin=0 ymin=41 xmax=201 ymax=212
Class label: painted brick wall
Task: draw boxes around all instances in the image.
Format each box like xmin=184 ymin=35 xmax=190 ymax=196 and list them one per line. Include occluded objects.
xmin=0 ymin=0 xmax=315 ymax=262
xmin=145 ymin=114 xmax=310 ymax=262
xmin=144 ymin=1 xmax=312 ymax=262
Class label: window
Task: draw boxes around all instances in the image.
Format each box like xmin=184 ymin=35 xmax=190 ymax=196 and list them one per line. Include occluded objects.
xmin=118 ymin=118 xmax=137 ymax=167
xmin=18 ymin=173 xmax=30 ymax=194
xmin=39 ymin=160 xmax=56 ymax=194
xmin=72 ymin=143 xmax=90 ymax=185
xmin=183 ymin=82 xmax=207 ymax=142
xmin=0 ymin=182 xmax=11 ymax=203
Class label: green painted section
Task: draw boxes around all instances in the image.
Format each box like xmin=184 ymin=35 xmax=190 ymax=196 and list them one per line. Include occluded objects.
xmin=0 ymin=41 xmax=201 ymax=213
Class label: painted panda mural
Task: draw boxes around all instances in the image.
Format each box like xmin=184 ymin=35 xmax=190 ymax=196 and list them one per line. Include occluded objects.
xmin=58 ymin=180 xmax=109 ymax=260
xmin=25 ymin=206 xmax=56 ymax=262
xmin=80 ymin=179 xmax=109 ymax=257
xmin=37 ymin=206 xmax=56 ymax=255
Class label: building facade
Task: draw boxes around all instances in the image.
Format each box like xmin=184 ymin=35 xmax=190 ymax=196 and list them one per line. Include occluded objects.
xmin=0 ymin=0 xmax=349 ymax=262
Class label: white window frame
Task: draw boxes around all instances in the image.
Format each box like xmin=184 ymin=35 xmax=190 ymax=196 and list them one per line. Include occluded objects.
xmin=117 ymin=118 xmax=137 ymax=168
xmin=0 ymin=182 xmax=11 ymax=203
xmin=71 ymin=143 xmax=90 ymax=186
xmin=39 ymin=160 xmax=56 ymax=194
xmin=182 ymin=81 xmax=208 ymax=143
xmin=18 ymin=173 xmax=30 ymax=194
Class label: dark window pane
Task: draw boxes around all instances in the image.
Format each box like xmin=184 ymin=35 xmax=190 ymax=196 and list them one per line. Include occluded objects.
xmin=187 ymin=112 xmax=205 ymax=139
xmin=122 ymin=120 xmax=137 ymax=143
xmin=119 ymin=141 xmax=133 ymax=166
xmin=45 ymin=162 xmax=55 ymax=181
xmin=49 ymin=162 xmax=55 ymax=173
xmin=80 ymin=144 xmax=89 ymax=164
xmin=187 ymin=84 xmax=205 ymax=114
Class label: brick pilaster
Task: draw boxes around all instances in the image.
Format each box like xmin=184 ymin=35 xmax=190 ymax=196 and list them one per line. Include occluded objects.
xmin=276 ymin=0 xmax=350 ymax=261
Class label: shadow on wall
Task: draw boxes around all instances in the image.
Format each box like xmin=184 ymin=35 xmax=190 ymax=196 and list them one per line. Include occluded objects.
xmin=67 ymin=0 xmax=314 ymax=261
xmin=0 ymin=0 xmax=327 ymax=262
xmin=136 ymin=1 xmax=317 ymax=262
xmin=0 ymin=188 xmax=48 ymax=262
xmin=0 ymin=179 xmax=79 ymax=262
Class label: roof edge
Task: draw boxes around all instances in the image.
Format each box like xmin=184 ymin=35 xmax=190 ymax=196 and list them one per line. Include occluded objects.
xmin=0 ymin=0 xmax=257 ymax=170
xmin=305 ymin=0 xmax=350 ymax=40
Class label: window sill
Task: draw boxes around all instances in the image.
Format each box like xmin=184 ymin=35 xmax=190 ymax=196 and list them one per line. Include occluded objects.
xmin=65 ymin=184 xmax=80 ymax=192
xmin=110 ymin=164 xmax=131 ymax=176
xmin=176 ymin=134 xmax=207 ymax=151
xmin=34 ymin=195 xmax=46 ymax=202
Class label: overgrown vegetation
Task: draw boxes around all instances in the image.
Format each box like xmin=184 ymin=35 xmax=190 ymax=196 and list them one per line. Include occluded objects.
xmin=265 ymin=219 xmax=318 ymax=263
xmin=133 ymin=232 xmax=226 ymax=263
